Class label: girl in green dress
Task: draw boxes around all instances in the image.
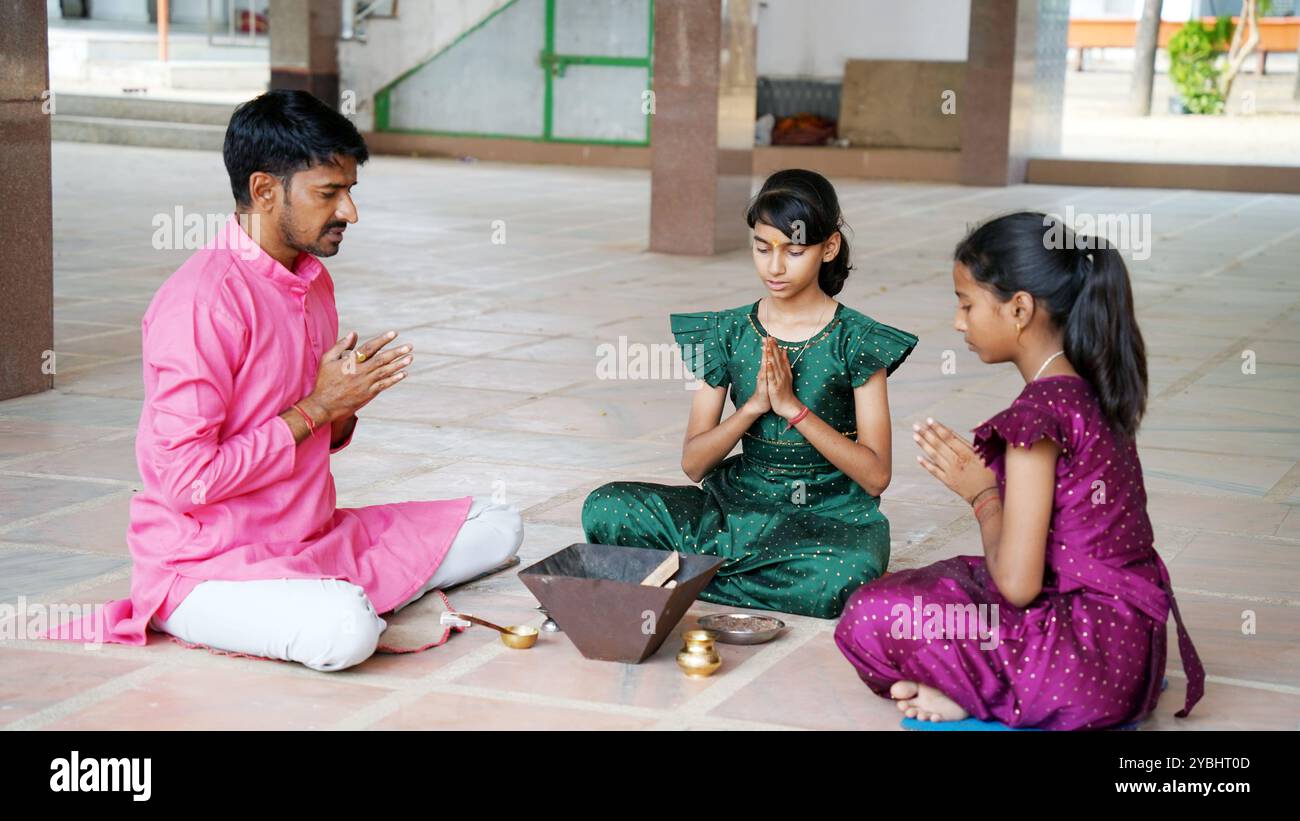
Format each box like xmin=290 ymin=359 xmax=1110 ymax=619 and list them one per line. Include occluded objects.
xmin=581 ymin=169 xmax=919 ymax=619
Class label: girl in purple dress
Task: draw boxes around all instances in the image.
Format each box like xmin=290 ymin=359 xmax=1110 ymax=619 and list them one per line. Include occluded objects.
xmin=834 ymin=212 xmax=1205 ymax=730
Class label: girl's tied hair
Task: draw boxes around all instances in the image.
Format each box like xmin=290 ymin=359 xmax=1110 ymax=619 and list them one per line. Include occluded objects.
xmin=954 ymin=211 xmax=1148 ymax=440
xmin=745 ymin=169 xmax=853 ymax=296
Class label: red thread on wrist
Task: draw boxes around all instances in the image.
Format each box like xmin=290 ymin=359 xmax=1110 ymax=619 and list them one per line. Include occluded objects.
xmin=784 ymin=405 xmax=810 ymax=432
xmin=291 ymin=403 xmax=318 ymax=435
xmin=973 ymin=493 xmax=1000 ymax=520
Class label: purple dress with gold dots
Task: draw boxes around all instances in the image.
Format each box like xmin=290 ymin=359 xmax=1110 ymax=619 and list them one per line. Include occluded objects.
xmin=834 ymin=375 xmax=1205 ymax=730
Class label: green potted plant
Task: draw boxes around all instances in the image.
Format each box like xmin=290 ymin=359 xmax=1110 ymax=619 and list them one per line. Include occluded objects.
xmin=1167 ymin=15 xmax=1234 ymax=114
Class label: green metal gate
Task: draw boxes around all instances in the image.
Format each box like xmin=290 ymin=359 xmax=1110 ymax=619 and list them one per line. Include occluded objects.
xmin=375 ymin=0 xmax=654 ymax=146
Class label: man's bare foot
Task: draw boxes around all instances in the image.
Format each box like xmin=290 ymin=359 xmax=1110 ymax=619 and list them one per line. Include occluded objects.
xmin=890 ymin=680 xmax=969 ymax=723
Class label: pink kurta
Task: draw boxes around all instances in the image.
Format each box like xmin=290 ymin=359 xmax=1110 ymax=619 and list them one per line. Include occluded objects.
xmin=45 ymin=214 xmax=471 ymax=645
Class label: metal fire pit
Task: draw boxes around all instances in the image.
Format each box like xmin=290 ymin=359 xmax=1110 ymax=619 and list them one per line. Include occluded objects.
xmin=518 ymin=543 xmax=725 ymax=664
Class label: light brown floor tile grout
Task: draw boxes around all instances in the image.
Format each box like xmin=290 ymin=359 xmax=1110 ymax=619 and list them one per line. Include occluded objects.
xmin=352 ymin=681 xmax=800 ymax=731
xmin=50 ymin=353 xmax=143 ymax=377
xmin=0 ymin=539 xmax=131 ymax=559
xmin=1166 ymin=668 xmax=1300 ymax=698
xmin=1263 ymin=460 xmax=1300 ymax=504
xmin=0 ymin=469 xmax=133 ymax=489
xmin=331 ymin=622 xmax=532 ymax=730
xmin=4 ymin=661 xmax=173 ymax=730
xmin=651 ymin=624 xmax=825 ymax=730
xmin=1172 ymin=586 xmax=1300 ymax=609
xmin=0 ymin=487 xmax=136 ymax=535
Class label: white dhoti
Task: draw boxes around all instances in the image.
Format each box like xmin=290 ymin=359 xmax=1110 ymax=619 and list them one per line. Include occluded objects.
xmin=148 ymin=497 xmax=524 ymax=671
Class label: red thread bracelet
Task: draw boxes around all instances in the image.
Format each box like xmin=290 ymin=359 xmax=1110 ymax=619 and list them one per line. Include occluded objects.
xmin=973 ymin=492 xmax=1000 ymax=520
xmin=291 ymin=403 xmax=318 ymax=435
xmin=784 ymin=405 xmax=810 ymax=431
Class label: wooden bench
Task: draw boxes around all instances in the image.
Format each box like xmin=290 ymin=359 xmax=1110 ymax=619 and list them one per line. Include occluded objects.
xmin=1068 ymin=17 xmax=1300 ymax=74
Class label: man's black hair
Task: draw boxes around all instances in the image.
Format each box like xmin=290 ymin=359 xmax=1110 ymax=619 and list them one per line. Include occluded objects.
xmin=223 ymin=89 xmax=369 ymax=207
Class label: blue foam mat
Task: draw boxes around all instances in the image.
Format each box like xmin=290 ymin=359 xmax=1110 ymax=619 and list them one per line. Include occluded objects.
xmin=900 ymin=678 xmax=1167 ymax=731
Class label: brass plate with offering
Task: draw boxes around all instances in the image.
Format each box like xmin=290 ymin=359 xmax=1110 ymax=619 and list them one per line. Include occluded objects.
xmin=696 ymin=613 xmax=786 ymax=645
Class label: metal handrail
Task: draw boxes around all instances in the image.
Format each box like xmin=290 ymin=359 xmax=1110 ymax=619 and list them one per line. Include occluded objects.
xmin=201 ymin=0 xmax=388 ymax=47
xmin=342 ymin=0 xmax=397 ymax=42
xmin=207 ymin=0 xmax=267 ymax=47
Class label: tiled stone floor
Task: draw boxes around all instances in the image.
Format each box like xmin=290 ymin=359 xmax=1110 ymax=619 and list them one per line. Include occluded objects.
xmin=2 ymin=142 xmax=1298 ymax=730
xmin=1062 ymin=62 xmax=1300 ymax=166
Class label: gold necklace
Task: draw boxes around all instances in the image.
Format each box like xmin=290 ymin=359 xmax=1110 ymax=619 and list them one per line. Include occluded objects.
xmin=763 ymin=296 xmax=831 ymax=369
xmin=1032 ymin=350 xmax=1066 ymax=381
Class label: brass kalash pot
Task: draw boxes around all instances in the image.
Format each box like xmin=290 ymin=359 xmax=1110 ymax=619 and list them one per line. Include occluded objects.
xmin=676 ymin=629 xmax=722 ymax=678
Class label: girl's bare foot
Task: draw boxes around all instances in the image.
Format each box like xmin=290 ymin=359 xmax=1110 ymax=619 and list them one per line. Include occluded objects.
xmin=890 ymin=680 xmax=969 ymax=723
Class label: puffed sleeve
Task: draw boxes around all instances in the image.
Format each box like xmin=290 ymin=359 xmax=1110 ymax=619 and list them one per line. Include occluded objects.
xmin=845 ymin=319 xmax=919 ymax=387
xmin=972 ymin=400 xmax=1069 ymax=467
xmin=143 ymin=299 xmax=298 ymax=514
xmin=669 ymin=311 xmax=730 ymax=389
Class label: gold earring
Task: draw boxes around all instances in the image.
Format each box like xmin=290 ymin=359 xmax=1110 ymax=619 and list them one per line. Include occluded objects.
xmin=1015 ymin=321 xmax=1023 ymax=337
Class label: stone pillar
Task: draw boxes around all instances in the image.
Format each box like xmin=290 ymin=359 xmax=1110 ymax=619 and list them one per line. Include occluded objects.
xmin=649 ymin=0 xmax=757 ymax=255
xmin=959 ymin=0 xmax=1069 ymax=186
xmin=0 ymin=1 xmax=54 ymax=400
xmin=269 ymin=0 xmax=342 ymax=107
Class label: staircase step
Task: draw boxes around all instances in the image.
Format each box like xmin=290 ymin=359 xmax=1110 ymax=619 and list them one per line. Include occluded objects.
xmin=165 ymin=61 xmax=269 ymax=91
xmin=51 ymin=60 xmax=269 ymax=92
xmin=52 ymin=115 xmax=227 ymax=152
xmin=52 ymin=93 xmax=239 ymax=126
xmin=48 ymin=25 xmax=269 ymax=64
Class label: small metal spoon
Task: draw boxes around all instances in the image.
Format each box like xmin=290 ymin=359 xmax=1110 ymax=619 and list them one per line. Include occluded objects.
xmin=455 ymin=613 xmax=539 ymax=649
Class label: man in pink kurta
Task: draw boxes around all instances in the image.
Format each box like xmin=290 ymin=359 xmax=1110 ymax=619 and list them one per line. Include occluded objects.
xmin=45 ymin=91 xmax=519 ymax=667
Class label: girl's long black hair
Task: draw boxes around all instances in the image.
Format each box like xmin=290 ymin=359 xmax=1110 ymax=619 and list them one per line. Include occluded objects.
xmin=745 ymin=169 xmax=853 ymax=296
xmin=954 ymin=211 xmax=1148 ymax=440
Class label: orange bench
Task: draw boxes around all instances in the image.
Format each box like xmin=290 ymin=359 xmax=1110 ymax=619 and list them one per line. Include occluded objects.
xmin=1068 ymin=17 xmax=1300 ymax=73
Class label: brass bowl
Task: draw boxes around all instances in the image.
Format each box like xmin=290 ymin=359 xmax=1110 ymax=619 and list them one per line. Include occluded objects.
xmin=697 ymin=613 xmax=786 ymax=645
xmin=500 ymin=625 xmax=539 ymax=649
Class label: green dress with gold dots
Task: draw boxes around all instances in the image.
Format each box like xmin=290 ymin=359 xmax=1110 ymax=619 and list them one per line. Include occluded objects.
xmin=581 ymin=300 xmax=919 ymax=619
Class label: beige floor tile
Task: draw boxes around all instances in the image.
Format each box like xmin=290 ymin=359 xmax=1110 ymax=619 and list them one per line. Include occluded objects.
xmin=708 ymin=634 xmax=904 ymax=730
xmin=0 ymin=419 xmax=127 ymax=462
xmin=453 ymin=613 xmax=767 ymax=712
xmin=43 ymin=665 xmax=395 ymax=731
xmin=0 ymin=647 xmax=150 ymax=727
xmin=2 ymin=436 xmax=141 ymax=484
xmin=0 ymin=474 xmax=124 ymax=528
xmin=2 ymin=492 xmax=133 ymax=555
xmin=368 ymin=691 xmax=660 ymax=730
xmin=4 ymin=142 xmax=1294 ymax=730
xmin=1167 ymin=532 xmax=1300 ymax=601
xmin=1143 ymin=679 xmax=1300 ymax=731
xmin=1168 ymin=593 xmax=1300 ymax=689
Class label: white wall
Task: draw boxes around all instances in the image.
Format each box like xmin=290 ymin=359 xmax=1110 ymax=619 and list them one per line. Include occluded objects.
xmin=81 ymin=0 xmax=149 ymax=22
xmin=755 ymin=0 xmax=971 ymax=79
xmin=48 ymin=0 xmax=243 ymax=24
xmin=338 ymin=0 xmax=512 ymax=132
xmin=172 ymin=0 xmax=242 ymax=26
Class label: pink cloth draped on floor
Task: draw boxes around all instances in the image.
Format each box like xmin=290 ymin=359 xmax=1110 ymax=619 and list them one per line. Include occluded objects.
xmin=43 ymin=214 xmax=471 ymax=645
